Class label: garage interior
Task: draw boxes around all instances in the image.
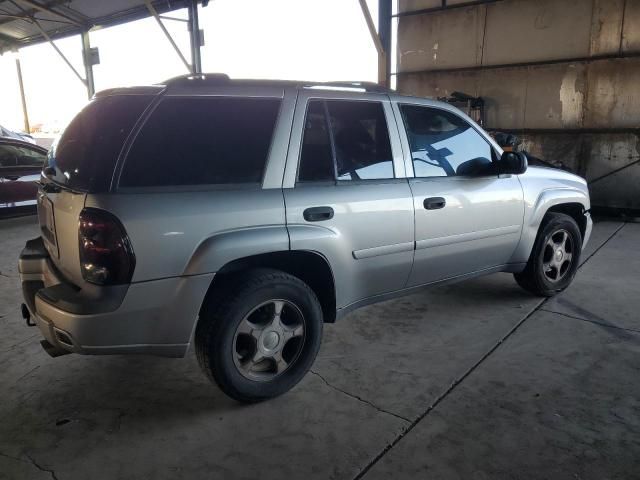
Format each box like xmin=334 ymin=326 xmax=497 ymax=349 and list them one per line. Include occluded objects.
xmin=1 ymin=1 xmax=639 ymax=479
xmin=396 ymin=0 xmax=640 ymax=215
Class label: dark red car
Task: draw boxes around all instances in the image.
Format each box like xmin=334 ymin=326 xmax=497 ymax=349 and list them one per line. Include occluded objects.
xmin=0 ymin=138 xmax=47 ymax=217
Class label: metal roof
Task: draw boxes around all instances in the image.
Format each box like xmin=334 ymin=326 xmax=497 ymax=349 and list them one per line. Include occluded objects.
xmin=0 ymin=0 xmax=195 ymax=53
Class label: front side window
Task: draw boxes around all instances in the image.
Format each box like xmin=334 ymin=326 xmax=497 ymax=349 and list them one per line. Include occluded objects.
xmin=298 ymin=99 xmax=394 ymax=182
xmin=120 ymin=97 xmax=281 ymax=187
xmin=401 ymin=105 xmax=495 ymax=178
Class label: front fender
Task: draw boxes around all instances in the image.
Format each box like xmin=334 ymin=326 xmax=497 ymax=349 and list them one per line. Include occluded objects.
xmin=509 ymin=187 xmax=590 ymax=264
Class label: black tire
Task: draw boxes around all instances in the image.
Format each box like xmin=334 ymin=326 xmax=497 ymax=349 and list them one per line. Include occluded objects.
xmin=514 ymin=212 xmax=582 ymax=297
xmin=195 ymin=268 xmax=323 ymax=403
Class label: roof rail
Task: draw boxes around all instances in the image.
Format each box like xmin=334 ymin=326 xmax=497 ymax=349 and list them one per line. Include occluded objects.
xmin=161 ymin=73 xmax=230 ymax=87
xmin=159 ymin=74 xmax=391 ymax=93
xmin=305 ymin=81 xmax=391 ymax=93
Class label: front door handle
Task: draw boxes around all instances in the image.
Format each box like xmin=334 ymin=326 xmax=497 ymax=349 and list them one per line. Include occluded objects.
xmin=424 ymin=197 xmax=446 ymax=210
xmin=303 ymin=206 xmax=334 ymax=222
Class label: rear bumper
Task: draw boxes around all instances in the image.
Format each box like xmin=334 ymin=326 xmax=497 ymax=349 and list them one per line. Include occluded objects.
xmin=19 ymin=237 xmax=213 ymax=357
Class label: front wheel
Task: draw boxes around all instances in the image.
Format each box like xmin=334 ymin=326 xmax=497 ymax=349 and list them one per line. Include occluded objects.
xmin=514 ymin=212 xmax=582 ymax=297
xmin=195 ymin=269 xmax=323 ymax=402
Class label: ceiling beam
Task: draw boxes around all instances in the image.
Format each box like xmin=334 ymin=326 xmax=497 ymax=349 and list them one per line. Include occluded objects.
xmin=12 ymin=0 xmax=84 ymax=26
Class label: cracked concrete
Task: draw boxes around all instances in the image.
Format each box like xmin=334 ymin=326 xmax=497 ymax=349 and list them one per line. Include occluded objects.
xmin=309 ymin=369 xmax=412 ymax=424
xmin=25 ymin=454 xmax=58 ymax=480
xmin=0 ymin=216 xmax=638 ymax=479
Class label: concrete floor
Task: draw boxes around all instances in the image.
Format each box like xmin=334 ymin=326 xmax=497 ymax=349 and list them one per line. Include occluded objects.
xmin=1 ymin=216 xmax=638 ymax=480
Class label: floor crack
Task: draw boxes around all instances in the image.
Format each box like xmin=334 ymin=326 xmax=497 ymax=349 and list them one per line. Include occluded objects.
xmin=309 ymin=369 xmax=411 ymax=424
xmin=351 ymin=222 xmax=628 ymax=479
xmin=579 ymin=222 xmax=626 ymax=268
xmin=0 ymin=452 xmax=24 ymax=462
xmin=539 ymin=308 xmax=640 ymax=334
xmin=25 ymin=453 xmax=59 ymax=480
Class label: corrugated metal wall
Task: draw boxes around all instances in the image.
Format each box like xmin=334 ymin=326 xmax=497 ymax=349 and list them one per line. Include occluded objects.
xmin=396 ymin=0 xmax=640 ymax=211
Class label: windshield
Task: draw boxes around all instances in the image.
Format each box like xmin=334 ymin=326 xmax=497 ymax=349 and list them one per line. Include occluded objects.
xmin=45 ymin=95 xmax=154 ymax=191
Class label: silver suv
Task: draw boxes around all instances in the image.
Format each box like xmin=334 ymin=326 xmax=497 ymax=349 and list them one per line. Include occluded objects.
xmin=19 ymin=75 xmax=592 ymax=402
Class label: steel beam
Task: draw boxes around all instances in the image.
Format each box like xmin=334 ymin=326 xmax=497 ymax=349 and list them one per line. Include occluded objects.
xmin=358 ymin=0 xmax=387 ymax=86
xmin=15 ymin=56 xmax=30 ymax=133
xmin=144 ymin=0 xmax=192 ymax=73
xmin=187 ymin=0 xmax=202 ymax=74
xmin=32 ymin=18 xmax=87 ymax=87
xmin=378 ymin=0 xmax=391 ymax=87
xmin=81 ymin=30 xmax=95 ymax=98
xmin=394 ymin=51 xmax=640 ymax=76
xmin=11 ymin=0 xmax=84 ymax=26
xmin=393 ymin=0 xmax=504 ymax=17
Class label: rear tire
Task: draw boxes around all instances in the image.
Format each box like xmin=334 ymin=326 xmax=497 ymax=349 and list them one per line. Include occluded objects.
xmin=195 ymin=268 xmax=323 ymax=403
xmin=514 ymin=212 xmax=582 ymax=297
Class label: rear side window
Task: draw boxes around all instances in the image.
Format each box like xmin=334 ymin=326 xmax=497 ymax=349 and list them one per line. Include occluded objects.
xmin=46 ymin=95 xmax=154 ymax=191
xmin=328 ymin=100 xmax=393 ymax=181
xmin=119 ymin=97 xmax=281 ymax=188
xmin=298 ymin=99 xmax=394 ymax=182
xmin=298 ymin=101 xmax=334 ymax=182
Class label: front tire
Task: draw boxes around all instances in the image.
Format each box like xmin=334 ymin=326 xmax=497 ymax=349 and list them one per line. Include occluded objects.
xmin=195 ymin=268 xmax=323 ymax=403
xmin=514 ymin=212 xmax=582 ymax=297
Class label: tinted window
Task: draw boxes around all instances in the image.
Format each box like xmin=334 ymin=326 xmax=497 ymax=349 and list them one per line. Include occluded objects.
xmin=0 ymin=144 xmax=46 ymax=168
xmin=120 ymin=97 xmax=281 ymax=187
xmin=47 ymin=95 xmax=153 ymax=191
xmin=298 ymin=101 xmax=334 ymax=182
xmin=328 ymin=100 xmax=393 ymax=180
xmin=401 ymin=105 xmax=494 ymax=177
xmin=298 ymin=100 xmax=394 ymax=182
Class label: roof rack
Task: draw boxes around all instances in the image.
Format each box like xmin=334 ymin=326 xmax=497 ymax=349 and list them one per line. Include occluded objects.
xmin=161 ymin=73 xmax=231 ymax=87
xmin=160 ymin=74 xmax=392 ymax=93
xmin=310 ymin=81 xmax=391 ymax=93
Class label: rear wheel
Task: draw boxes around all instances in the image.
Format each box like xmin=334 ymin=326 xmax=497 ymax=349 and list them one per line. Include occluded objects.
xmin=514 ymin=212 xmax=582 ymax=297
xmin=195 ymin=268 xmax=323 ymax=402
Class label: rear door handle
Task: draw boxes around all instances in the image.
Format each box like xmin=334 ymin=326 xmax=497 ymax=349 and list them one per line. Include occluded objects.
xmin=303 ymin=206 xmax=334 ymax=222
xmin=423 ymin=197 xmax=446 ymax=210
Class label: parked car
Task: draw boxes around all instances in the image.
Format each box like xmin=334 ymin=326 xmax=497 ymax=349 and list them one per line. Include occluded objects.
xmin=0 ymin=138 xmax=47 ymax=217
xmin=0 ymin=124 xmax=36 ymax=144
xmin=18 ymin=75 xmax=592 ymax=402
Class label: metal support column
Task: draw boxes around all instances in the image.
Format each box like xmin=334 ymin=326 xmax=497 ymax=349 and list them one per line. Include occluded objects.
xmin=81 ymin=31 xmax=95 ymax=98
xmin=32 ymin=18 xmax=87 ymax=88
xmin=144 ymin=0 xmax=192 ymax=73
xmin=188 ymin=0 xmax=202 ymax=74
xmin=378 ymin=0 xmax=392 ymax=88
xmin=358 ymin=0 xmax=387 ymax=86
xmin=15 ymin=56 xmax=30 ymax=133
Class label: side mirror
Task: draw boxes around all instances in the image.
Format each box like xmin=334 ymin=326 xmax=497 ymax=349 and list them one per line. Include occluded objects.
xmin=498 ymin=151 xmax=528 ymax=175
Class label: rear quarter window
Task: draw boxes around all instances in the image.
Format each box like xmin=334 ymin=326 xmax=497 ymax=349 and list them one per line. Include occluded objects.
xmin=119 ymin=97 xmax=281 ymax=188
xmin=46 ymin=95 xmax=154 ymax=191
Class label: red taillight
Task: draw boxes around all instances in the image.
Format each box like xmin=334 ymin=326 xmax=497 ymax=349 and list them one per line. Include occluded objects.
xmin=78 ymin=208 xmax=135 ymax=285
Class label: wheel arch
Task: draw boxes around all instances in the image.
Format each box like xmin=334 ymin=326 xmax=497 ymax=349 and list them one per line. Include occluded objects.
xmin=510 ymin=188 xmax=590 ymax=264
xmin=546 ymin=202 xmax=588 ymax=240
xmin=199 ymin=250 xmax=337 ymax=324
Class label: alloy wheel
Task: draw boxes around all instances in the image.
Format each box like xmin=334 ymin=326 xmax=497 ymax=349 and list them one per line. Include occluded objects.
xmin=232 ymin=299 xmax=306 ymax=381
xmin=542 ymin=228 xmax=574 ymax=283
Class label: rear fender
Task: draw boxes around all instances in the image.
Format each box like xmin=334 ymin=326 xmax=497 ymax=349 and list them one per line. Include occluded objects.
xmin=183 ymin=226 xmax=290 ymax=276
